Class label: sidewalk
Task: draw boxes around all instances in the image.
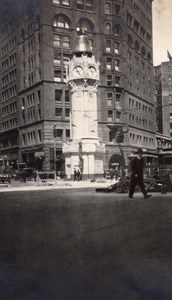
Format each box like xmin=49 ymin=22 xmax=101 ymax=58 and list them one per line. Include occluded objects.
xmin=0 ymin=178 xmax=116 ymax=193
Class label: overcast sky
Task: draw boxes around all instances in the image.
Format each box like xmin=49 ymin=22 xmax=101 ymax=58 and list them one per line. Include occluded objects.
xmin=152 ymin=0 xmax=172 ymax=66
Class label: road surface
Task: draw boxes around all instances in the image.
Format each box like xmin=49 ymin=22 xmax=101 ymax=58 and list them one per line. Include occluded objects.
xmin=0 ymin=189 xmax=172 ymax=299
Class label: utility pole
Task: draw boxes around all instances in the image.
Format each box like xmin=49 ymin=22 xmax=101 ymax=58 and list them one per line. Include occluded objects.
xmin=53 ymin=124 xmax=57 ymax=183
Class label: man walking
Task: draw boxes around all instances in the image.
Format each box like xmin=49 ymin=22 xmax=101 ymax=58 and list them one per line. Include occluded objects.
xmin=129 ymin=148 xmax=152 ymax=199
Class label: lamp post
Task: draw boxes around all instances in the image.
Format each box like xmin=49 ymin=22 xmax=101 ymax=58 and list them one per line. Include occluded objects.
xmin=53 ymin=124 xmax=57 ymax=182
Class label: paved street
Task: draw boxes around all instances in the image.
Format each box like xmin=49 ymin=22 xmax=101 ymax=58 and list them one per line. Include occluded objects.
xmin=0 ymin=188 xmax=172 ymax=299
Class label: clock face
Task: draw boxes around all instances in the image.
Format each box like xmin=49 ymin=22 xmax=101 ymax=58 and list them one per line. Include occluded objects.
xmin=122 ymin=126 xmax=128 ymax=133
xmin=73 ymin=66 xmax=83 ymax=77
xmin=88 ymin=66 xmax=96 ymax=77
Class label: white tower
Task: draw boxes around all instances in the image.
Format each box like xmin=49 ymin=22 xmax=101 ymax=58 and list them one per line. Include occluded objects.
xmin=63 ymin=31 xmax=105 ymax=179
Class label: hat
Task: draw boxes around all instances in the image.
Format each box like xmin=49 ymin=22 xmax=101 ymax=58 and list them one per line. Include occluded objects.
xmin=137 ymin=148 xmax=143 ymax=154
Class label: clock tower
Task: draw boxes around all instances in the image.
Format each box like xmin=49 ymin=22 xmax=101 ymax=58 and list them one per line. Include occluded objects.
xmin=63 ymin=30 xmax=105 ymax=179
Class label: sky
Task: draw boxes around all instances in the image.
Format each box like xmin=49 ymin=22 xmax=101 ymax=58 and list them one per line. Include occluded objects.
xmin=153 ymin=0 xmax=172 ymax=66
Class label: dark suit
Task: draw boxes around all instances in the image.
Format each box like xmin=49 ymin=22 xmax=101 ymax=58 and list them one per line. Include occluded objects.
xmin=129 ymin=156 xmax=147 ymax=197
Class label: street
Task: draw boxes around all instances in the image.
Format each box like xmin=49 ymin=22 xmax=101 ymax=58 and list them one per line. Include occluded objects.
xmin=0 ymin=189 xmax=172 ymax=299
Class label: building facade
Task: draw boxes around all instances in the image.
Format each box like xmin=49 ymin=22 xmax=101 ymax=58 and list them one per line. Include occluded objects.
xmin=154 ymin=58 xmax=172 ymax=138
xmin=0 ymin=0 xmax=155 ymax=173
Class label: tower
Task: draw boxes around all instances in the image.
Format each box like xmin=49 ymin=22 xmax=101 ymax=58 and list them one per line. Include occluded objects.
xmin=63 ymin=30 xmax=105 ymax=179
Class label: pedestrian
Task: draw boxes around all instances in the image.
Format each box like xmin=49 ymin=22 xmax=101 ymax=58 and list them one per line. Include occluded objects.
xmin=74 ymin=168 xmax=77 ymax=181
xmin=129 ymin=148 xmax=152 ymax=199
xmin=77 ymin=168 xmax=80 ymax=181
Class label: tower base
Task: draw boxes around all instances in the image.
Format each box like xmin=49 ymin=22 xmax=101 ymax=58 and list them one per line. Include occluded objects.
xmin=63 ymin=139 xmax=105 ymax=180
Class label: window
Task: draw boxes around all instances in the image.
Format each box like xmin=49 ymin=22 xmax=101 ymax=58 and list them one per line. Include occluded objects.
xmin=147 ymin=52 xmax=151 ymax=63
xmin=115 ymin=76 xmax=120 ymax=86
xmin=114 ymin=42 xmax=119 ymax=54
xmin=76 ymin=0 xmax=93 ymax=10
xmin=128 ymin=33 xmax=133 ymax=47
xmin=114 ymin=23 xmax=121 ymax=35
xmin=66 ymin=129 xmax=70 ymax=139
xmin=105 ymin=23 xmax=111 ymax=35
xmin=77 ymin=18 xmax=94 ymax=33
xmin=141 ymin=26 xmax=145 ymax=38
xmin=56 ymin=129 xmax=63 ymax=140
xmin=86 ymin=0 xmax=93 ymax=11
xmin=54 ymin=70 xmax=62 ymax=82
xmin=116 ymin=93 xmax=121 ymax=105
xmin=115 ymin=59 xmax=120 ymax=71
xmin=55 ymin=107 xmax=63 ymax=117
xmin=76 ymin=0 xmax=84 ymax=9
xmin=53 ymin=0 xmax=70 ymax=5
xmin=53 ymin=14 xmax=70 ymax=29
xmin=55 ymin=89 xmax=62 ymax=101
xmin=107 ymin=92 xmax=113 ymax=106
xmin=22 ymin=134 xmax=26 ymax=146
xmin=108 ymin=110 xmax=113 ymax=122
xmin=65 ymin=90 xmax=69 ymax=102
xmin=116 ymin=111 xmax=121 ymax=121
xmin=106 ymin=57 xmax=112 ymax=70
xmin=127 ymin=12 xmax=132 ymax=26
xmin=107 ymin=75 xmax=112 ymax=86
xmin=38 ymin=130 xmax=42 ymax=142
xmin=65 ymin=108 xmax=70 ymax=117
xmin=105 ymin=2 xmax=111 ymax=14
xmin=53 ymin=0 xmax=60 ymax=4
xmin=63 ymin=36 xmax=70 ymax=48
xmin=62 ymin=0 xmax=69 ymax=5
xmin=115 ymin=4 xmax=120 ymax=15
xmin=135 ymin=40 xmax=140 ymax=53
xmin=141 ymin=46 xmax=146 ymax=57
xmin=106 ymin=40 xmax=112 ymax=52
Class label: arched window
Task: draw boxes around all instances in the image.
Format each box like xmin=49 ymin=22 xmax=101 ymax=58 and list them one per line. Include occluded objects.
xmin=135 ymin=40 xmax=140 ymax=52
xmin=77 ymin=18 xmax=94 ymax=33
xmin=114 ymin=23 xmax=121 ymax=35
xmin=141 ymin=46 xmax=146 ymax=57
xmin=127 ymin=33 xmax=133 ymax=47
xmin=53 ymin=14 xmax=71 ymax=29
xmin=105 ymin=23 xmax=111 ymax=34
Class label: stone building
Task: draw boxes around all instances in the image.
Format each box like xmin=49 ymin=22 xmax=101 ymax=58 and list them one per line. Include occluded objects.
xmin=0 ymin=0 xmax=155 ymax=173
xmin=154 ymin=56 xmax=172 ymax=138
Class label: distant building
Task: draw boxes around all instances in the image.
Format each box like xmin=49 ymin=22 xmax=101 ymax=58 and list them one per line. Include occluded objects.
xmin=154 ymin=55 xmax=172 ymax=138
xmin=0 ymin=0 xmax=155 ymax=172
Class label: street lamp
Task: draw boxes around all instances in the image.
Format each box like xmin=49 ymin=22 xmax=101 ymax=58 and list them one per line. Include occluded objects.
xmin=53 ymin=124 xmax=57 ymax=182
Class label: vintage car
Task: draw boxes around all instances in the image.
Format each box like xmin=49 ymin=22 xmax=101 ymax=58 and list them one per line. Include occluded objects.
xmin=0 ymin=173 xmax=11 ymax=184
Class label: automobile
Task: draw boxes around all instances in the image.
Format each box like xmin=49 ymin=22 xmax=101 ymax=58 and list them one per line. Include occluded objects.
xmin=14 ymin=168 xmax=36 ymax=181
xmin=0 ymin=173 xmax=11 ymax=184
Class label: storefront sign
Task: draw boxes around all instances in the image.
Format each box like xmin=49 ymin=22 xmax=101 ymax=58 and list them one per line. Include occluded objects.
xmin=34 ymin=151 xmax=45 ymax=158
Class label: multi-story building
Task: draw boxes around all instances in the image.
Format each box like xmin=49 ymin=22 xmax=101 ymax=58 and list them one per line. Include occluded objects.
xmin=0 ymin=0 xmax=155 ymax=173
xmin=154 ymin=57 xmax=172 ymax=138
